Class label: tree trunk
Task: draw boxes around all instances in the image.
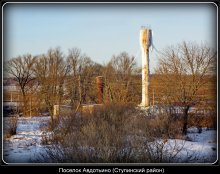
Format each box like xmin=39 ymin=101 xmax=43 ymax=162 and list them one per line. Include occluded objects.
xmin=182 ymin=106 xmax=190 ymax=135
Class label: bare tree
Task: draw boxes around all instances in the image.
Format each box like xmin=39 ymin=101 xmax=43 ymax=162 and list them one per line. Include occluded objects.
xmin=155 ymin=41 xmax=216 ymax=135
xmin=67 ymin=48 xmax=103 ymax=105
xmin=66 ymin=48 xmax=80 ymax=107
xmin=5 ymin=54 xmax=36 ymax=116
xmin=34 ymin=48 xmax=69 ymax=128
xmin=104 ymin=52 xmax=139 ymax=104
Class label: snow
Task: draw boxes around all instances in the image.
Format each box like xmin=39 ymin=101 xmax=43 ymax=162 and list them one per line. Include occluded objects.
xmin=149 ymin=129 xmax=217 ymax=163
xmin=2 ymin=116 xmax=217 ymax=163
xmin=3 ymin=116 xmax=50 ymax=163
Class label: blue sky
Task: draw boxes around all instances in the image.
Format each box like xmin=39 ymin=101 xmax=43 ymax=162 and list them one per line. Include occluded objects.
xmin=3 ymin=3 xmax=217 ymax=72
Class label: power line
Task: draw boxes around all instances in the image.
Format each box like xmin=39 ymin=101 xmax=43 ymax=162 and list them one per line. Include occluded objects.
xmin=133 ymin=48 xmax=141 ymax=59
xmin=151 ymin=43 xmax=167 ymax=57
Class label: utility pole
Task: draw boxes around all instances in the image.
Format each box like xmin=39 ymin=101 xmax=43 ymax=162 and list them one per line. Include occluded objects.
xmin=10 ymin=92 xmax=13 ymax=102
xmin=17 ymin=94 xmax=19 ymax=114
xmin=78 ymin=75 xmax=82 ymax=104
xmin=153 ymin=89 xmax=155 ymax=106
xmin=29 ymin=95 xmax=32 ymax=117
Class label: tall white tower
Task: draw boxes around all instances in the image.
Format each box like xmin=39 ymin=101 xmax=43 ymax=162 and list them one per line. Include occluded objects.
xmin=140 ymin=27 xmax=152 ymax=107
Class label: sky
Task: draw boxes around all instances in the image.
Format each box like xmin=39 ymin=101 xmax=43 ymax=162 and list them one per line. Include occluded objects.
xmin=3 ymin=3 xmax=217 ymax=73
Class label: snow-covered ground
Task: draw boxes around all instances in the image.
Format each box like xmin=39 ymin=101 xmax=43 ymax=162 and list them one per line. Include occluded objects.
xmin=3 ymin=116 xmax=50 ymax=163
xmin=2 ymin=116 xmax=217 ymax=163
xmin=148 ymin=127 xmax=217 ymax=163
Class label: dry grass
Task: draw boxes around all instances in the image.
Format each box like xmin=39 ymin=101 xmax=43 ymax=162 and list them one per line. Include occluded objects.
xmin=147 ymin=113 xmax=184 ymax=139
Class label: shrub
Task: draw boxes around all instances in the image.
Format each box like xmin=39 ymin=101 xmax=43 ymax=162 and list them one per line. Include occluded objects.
xmin=39 ymin=104 xmax=185 ymax=163
xmin=188 ymin=111 xmax=217 ymax=130
xmin=4 ymin=116 xmax=18 ymax=139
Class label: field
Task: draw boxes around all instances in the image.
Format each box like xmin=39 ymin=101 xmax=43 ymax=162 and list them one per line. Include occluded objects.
xmin=3 ymin=113 xmax=217 ymax=163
